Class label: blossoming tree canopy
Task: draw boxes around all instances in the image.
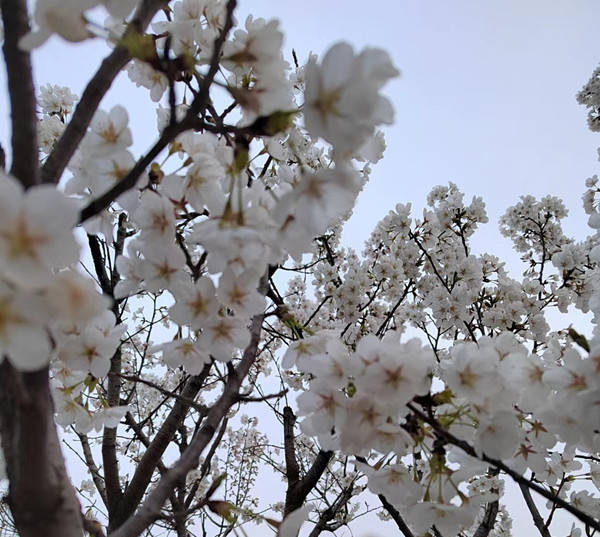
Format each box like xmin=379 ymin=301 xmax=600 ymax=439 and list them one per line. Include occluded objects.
xmin=0 ymin=1 xmax=600 ymax=537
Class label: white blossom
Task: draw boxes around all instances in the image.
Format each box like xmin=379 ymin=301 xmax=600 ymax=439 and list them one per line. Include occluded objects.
xmin=304 ymin=42 xmax=399 ymax=155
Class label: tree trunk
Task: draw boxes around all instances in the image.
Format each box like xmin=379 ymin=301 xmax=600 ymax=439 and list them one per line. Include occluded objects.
xmin=0 ymin=362 xmax=84 ymax=537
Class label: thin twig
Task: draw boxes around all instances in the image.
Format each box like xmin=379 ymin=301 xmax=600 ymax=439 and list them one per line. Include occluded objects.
xmin=519 ymin=483 xmax=552 ymax=537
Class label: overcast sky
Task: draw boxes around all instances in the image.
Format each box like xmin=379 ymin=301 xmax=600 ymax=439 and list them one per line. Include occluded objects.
xmin=234 ymin=1 xmax=600 ymax=263
xmin=2 ymin=1 xmax=600 ymax=535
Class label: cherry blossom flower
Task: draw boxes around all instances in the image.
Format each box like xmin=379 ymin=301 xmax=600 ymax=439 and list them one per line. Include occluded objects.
xmin=38 ymin=115 xmax=65 ymax=154
xmin=222 ymin=16 xmax=294 ymax=121
xmin=0 ymin=173 xmax=79 ymax=287
xmin=127 ymin=60 xmax=169 ymax=102
xmin=169 ymin=276 xmax=219 ymax=329
xmin=475 ymin=411 xmax=520 ymax=459
xmin=20 ymin=0 xmax=97 ymax=50
xmin=133 ymin=192 xmax=177 ymax=242
xmin=58 ymin=312 xmax=124 ymax=378
xmin=277 ymin=504 xmax=313 ymax=537
xmin=217 ymin=268 xmax=265 ymax=317
xmin=140 ymin=244 xmax=186 ymax=292
xmin=183 ymin=156 xmax=227 ymax=214
xmin=0 ymin=282 xmax=51 ymax=371
xmin=87 ymin=105 xmax=133 ymax=158
xmin=95 ymin=405 xmax=131 ymax=430
xmin=152 ymin=338 xmax=211 ymax=375
xmin=198 ymin=314 xmax=250 ymax=361
xmin=304 ymin=42 xmax=399 ymax=155
xmin=39 ymin=83 xmax=78 ymax=116
xmin=44 ymin=270 xmax=111 ymax=321
xmin=411 ymin=501 xmax=477 ymax=537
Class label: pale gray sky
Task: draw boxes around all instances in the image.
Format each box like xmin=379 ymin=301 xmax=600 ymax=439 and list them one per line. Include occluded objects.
xmin=1 ymin=1 xmax=599 ymax=535
xmin=237 ymin=1 xmax=600 ymax=263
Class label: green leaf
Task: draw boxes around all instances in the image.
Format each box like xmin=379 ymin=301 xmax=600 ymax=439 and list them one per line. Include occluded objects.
xmin=247 ymin=110 xmax=298 ymax=137
xmin=207 ymin=500 xmax=237 ymax=523
xmin=119 ymin=32 xmax=157 ymax=62
xmin=83 ymin=374 xmax=98 ymax=392
xmin=568 ymin=327 xmax=590 ymax=353
xmin=432 ymin=388 xmax=453 ymax=405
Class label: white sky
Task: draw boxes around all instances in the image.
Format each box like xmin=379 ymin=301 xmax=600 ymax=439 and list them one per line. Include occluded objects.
xmin=2 ymin=1 xmax=600 ymax=536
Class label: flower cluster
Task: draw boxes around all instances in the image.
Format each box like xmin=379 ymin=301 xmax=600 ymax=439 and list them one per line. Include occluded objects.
xmin=0 ymin=167 xmax=124 ymax=431
xmin=274 ymin=178 xmax=600 ymax=533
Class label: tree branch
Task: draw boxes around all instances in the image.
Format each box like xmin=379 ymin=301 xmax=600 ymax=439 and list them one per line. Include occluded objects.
xmin=114 ymin=365 xmax=212 ymax=528
xmin=283 ymin=406 xmax=300 ymax=486
xmin=124 ymin=412 xmax=168 ymax=475
xmin=184 ymin=417 xmax=228 ymax=509
xmin=76 ymin=432 xmax=108 ymax=508
xmin=88 ymin=234 xmax=113 ymax=295
xmin=110 ymin=275 xmax=267 ymax=537
xmin=378 ymin=494 xmax=415 ymax=537
xmin=79 ymin=121 xmax=184 ymax=223
xmin=112 ymin=371 xmax=208 ymax=413
xmin=518 ymin=483 xmax=552 ymax=537
xmin=285 ymin=447 xmax=333 ymax=515
xmin=103 ymin=348 xmax=124 ymax=524
xmin=407 ymin=402 xmax=600 ymax=532
xmin=0 ymin=3 xmax=84 ymax=535
xmin=473 ymin=468 xmax=500 ymax=537
xmin=40 ymin=0 xmax=170 ymax=185
xmin=79 ymin=0 xmax=238 ymax=224
xmin=473 ymin=500 xmax=499 ymax=537
xmin=307 ymin=486 xmax=354 ymax=537
xmin=1 ymin=0 xmax=39 ymax=188
xmin=187 ymin=0 xmax=237 ymax=118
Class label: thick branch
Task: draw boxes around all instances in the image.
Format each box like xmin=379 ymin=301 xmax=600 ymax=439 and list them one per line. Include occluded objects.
xmin=114 ymin=365 xmax=211 ymax=528
xmin=285 ymin=447 xmax=333 ymax=515
xmin=111 ymin=277 xmax=267 ymax=537
xmin=473 ymin=500 xmax=499 ymax=537
xmin=0 ymin=3 xmax=83 ymax=535
xmin=103 ymin=348 xmax=124 ymax=522
xmin=125 ymin=412 xmax=188 ymax=534
xmin=88 ymin=234 xmax=113 ymax=295
xmin=40 ymin=0 xmax=170 ymax=185
xmin=112 ymin=213 xmax=128 ymax=288
xmin=90 ymin=231 xmax=122 ymax=521
xmin=283 ymin=406 xmax=300 ymax=485
xmin=1 ymin=0 xmax=39 ymax=187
